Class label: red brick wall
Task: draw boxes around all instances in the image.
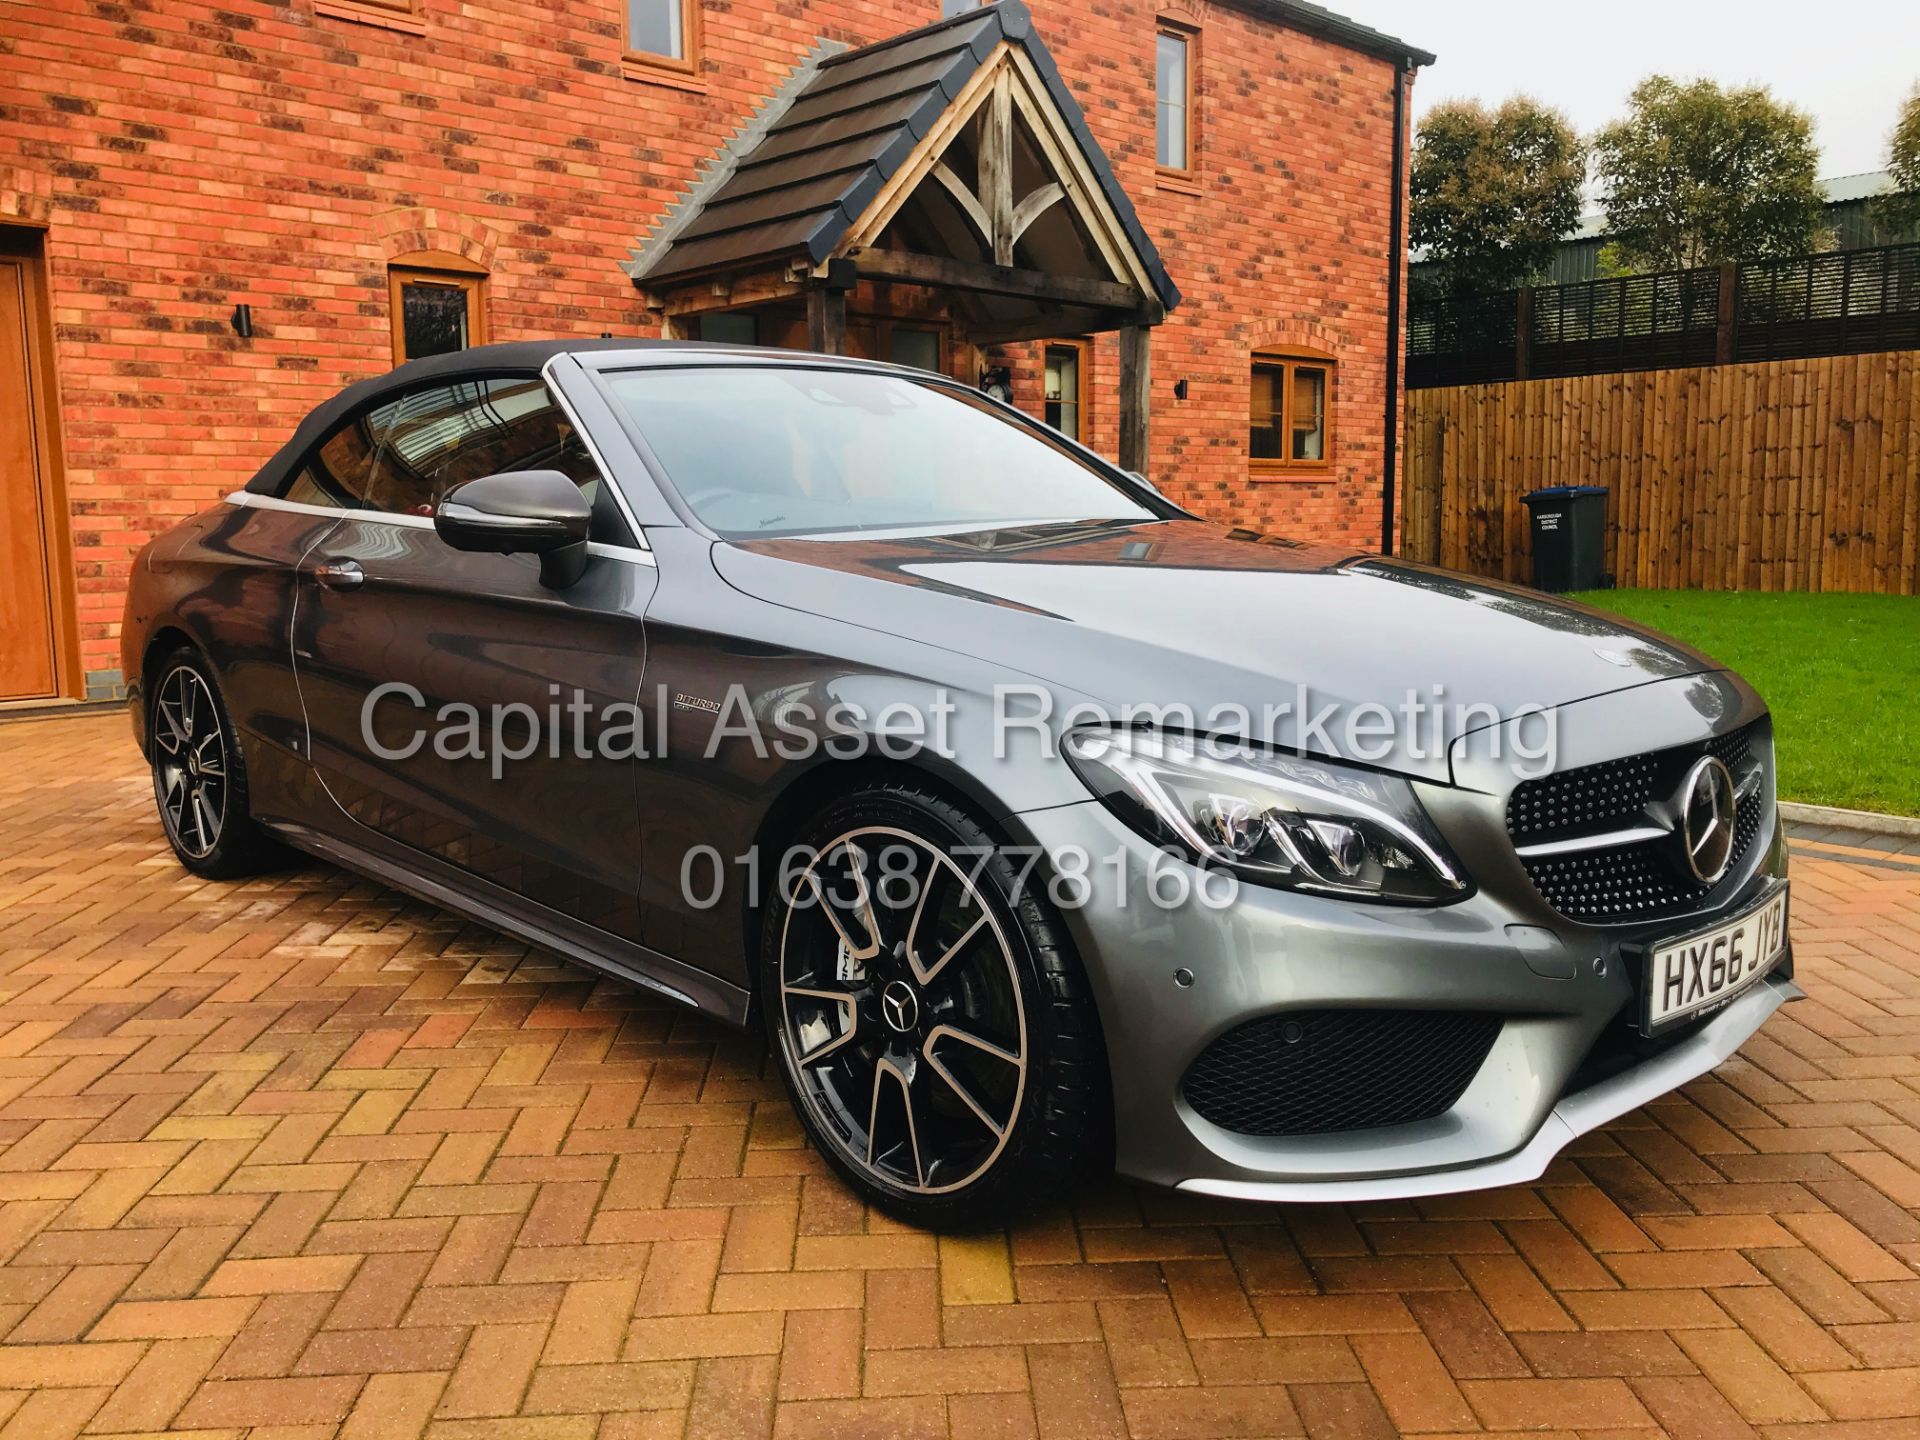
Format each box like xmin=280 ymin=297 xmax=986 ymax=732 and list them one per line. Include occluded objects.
xmin=0 ymin=0 xmax=1409 ymax=683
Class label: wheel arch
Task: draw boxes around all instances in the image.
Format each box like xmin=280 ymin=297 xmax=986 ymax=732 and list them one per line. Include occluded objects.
xmin=739 ymin=749 xmax=1049 ymax=1014
xmin=132 ymin=624 xmax=201 ymax=758
xmin=142 ymin=624 xmax=200 ymax=675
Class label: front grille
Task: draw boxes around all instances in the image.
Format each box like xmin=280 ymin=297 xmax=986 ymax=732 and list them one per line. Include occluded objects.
xmin=1182 ymin=1009 xmax=1502 ymax=1137
xmin=1508 ymin=722 xmax=1769 ymax=925
xmin=1507 ymin=752 xmax=1660 ymax=843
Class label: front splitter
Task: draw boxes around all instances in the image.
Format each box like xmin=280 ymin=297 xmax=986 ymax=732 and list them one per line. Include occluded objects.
xmin=1178 ymin=973 xmax=1801 ymax=1204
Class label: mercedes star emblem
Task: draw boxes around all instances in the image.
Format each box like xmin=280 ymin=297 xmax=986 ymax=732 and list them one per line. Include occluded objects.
xmin=1679 ymin=755 xmax=1737 ymax=884
xmin=880 ymin=979 xmax=920 ymax=1033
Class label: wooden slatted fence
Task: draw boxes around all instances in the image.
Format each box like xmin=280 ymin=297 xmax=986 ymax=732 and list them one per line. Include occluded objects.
xmin=1400 ymin=350 xmax=1919 ymax=593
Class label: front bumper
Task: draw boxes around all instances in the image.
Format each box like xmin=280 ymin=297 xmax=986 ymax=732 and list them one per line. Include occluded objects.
xmin=1177 ymin=970 xmax=1799 ymax=1202
xmin=1014 ymin=681 xmax=1794 ymax=1201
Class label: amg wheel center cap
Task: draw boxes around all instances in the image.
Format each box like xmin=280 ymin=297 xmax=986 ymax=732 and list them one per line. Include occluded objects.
xmin=1679 ymin=755 xmax=1737 ymax=884
xmin=880 ymin=979 xmax=919 ymax=1033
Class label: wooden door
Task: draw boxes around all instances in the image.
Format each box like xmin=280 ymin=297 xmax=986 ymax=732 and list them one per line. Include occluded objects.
xmin=0 ymin=251 xmax=60 ymax=700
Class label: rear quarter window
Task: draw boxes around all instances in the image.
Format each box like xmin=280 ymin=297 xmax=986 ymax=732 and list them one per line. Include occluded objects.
xmin=282 ymin=416 xmax=380 ymax=508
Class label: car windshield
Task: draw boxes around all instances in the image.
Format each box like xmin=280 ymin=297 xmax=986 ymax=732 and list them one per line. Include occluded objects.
xmin=603 ymin=365 xmax=1159 ymax=538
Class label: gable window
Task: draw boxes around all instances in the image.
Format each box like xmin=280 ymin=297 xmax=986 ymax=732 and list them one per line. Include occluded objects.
xmin=628 ymin=0 xmax=697 ymax=70
xmin=1044 ymin=342 xmax=1087 ymax=442
xmin=1250 ymin=353 xmax=1333 ymax=473
xmin=1155 ymin=25 xmax=1192 ymax=172
xmin=387 ymin=255 xmax=487 ymax=367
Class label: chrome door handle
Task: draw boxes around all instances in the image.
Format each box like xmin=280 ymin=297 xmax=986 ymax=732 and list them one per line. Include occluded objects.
xmin=312 ymin=558 xmax=365 ymax=590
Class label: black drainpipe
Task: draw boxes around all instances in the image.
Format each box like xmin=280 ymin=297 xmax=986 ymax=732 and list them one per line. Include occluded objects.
xmin=1381 ymin=60 xmax=1408 ymax=555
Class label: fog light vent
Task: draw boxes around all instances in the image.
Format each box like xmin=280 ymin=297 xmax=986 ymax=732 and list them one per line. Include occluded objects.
xmin=1182 ymin=1009 xmax=1501 ymax=1137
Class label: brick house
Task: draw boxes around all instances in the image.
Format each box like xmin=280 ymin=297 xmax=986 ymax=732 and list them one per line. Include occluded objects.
xmin=0 ymin=0 xmax=1430 ymax=703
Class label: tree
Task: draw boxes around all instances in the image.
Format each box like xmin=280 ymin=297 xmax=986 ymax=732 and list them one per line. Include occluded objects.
xmin=1592 ymin=76 xmax=1826 ymax=273
xmin=1409 ymin=97 xmax=1586 ymax=298
xmin=1879 ymin=83 xmax=1920 ymax=234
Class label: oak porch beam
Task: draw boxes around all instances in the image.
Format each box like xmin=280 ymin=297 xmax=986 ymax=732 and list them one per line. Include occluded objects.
xmin=806 ymin=285 xmax=847 ymax=354
xmin=1118 ymin=322 xmax=1152 ymax=475
xmin=652 ymin=268 xmax=806 ymax=319
xmin=842 ymin=247 xmax=1144 ymax=312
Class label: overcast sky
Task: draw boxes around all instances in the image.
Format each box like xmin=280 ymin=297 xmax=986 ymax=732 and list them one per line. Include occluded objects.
xmin=1350 ymin=1 xmax=1918 ymax=188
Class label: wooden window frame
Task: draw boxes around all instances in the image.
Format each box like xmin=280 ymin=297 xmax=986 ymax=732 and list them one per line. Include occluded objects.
xmin=1154 ymin=18 xmax=1198 ymax=187
xmin=314 ymin=0 xmax=427 ymax=38
xmin=387 ymin=252 xmax=488 ymax=368
xmin=1043 ymin=339 xmax=1091 ymax=444
xmin=1249 ymin=349 xmax=1336 ymax=478
xmin=624 ymin=0 xmax=702 ymax=83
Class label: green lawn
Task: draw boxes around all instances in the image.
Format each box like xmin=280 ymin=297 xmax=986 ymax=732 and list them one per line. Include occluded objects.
xmin=1568 ymin=589 xmax=1920 ymax=818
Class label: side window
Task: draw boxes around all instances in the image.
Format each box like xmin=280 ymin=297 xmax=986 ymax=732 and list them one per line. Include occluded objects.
xmin=697 ymin=312 xmax=758 ymax=344
xmin=626 ymin=0 xmax=699 ymax=77
xmin=359 ymin=377 xmax=627 ymax=542
xmin=887 ymin=326 xmax=942 ymax=373
xmin=1044 ymin=341 xmax=1087 ymax=442
xmin=1155 ymin=23 xmax=1195 ymax=173
xmin=283 ymin=413 xmax=383 ymax=508
xmin=1249 ymin=351 xmax=1334 ymax=473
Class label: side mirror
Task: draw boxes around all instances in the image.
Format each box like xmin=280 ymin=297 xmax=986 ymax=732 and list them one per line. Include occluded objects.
xmin=435 ymin=470 xmax=592 ymax=589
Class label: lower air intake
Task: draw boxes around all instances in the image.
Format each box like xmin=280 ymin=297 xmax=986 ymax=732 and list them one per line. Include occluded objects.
xmin=1182 ymin=1008 xmax=1502 ymax=1137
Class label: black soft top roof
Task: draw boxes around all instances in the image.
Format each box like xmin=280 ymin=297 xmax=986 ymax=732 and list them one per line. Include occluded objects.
xmin=242 ymin=338 xmax=656 ymax=496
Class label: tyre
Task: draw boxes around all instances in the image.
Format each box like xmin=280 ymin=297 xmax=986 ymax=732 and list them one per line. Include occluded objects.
xmin=148 ymin=648 xmax=290 ymax=879
xmin=758 ymin=783 xmax=1105 ymax=1230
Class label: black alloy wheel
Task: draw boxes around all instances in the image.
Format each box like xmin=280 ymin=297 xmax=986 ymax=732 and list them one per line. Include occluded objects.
xmin=152 ymin=662 xmax=228 ymax=862
xmin=761 ymin=784 xmax=1104 ymax=1230
xmin=148 ymin=648 xmax=288 ymax=879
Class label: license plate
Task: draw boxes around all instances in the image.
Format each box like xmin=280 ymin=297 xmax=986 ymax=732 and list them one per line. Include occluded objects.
xmin=1641 ymin=884 xmax=1788 ymax=1035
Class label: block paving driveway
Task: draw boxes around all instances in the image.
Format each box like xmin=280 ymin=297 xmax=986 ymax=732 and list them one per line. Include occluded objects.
xmin=2 ymin=711 xmax=1918 ymax=1439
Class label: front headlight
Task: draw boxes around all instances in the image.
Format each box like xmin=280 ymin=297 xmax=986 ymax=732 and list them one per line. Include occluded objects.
xmin=1062 ymin=727 xmax=1468 ymax=904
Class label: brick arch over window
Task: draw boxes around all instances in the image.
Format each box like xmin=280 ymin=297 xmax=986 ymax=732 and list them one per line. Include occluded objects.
xmin=1238 ymin=320 xmax=1343 ymax=359
xmin=376 ymin=208 xmax=499 ymax=271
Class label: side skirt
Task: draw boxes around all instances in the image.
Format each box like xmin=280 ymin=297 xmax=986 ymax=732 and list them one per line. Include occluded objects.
xmin=266 ymin=817 xmax=752 ymax=1027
